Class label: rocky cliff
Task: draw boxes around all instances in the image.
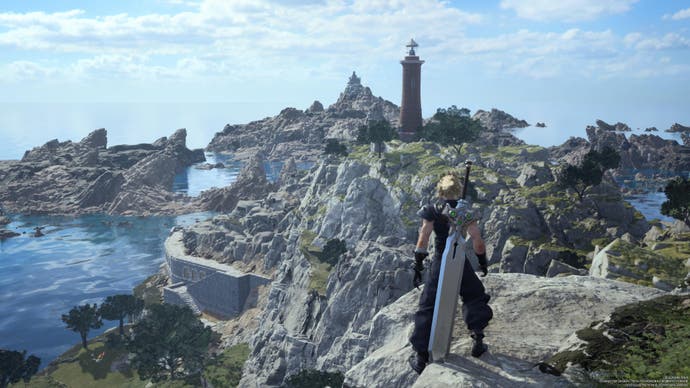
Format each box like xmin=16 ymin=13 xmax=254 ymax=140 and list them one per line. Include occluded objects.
xmin=0 ymin=128 xmax=205 ymax=215
xmin=206 ymin=72 xmax=400 ymax=163
xmin=166 ymin=137 xmax=687 ymax=386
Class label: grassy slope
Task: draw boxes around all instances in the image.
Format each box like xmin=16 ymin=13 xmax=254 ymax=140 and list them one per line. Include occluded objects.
xmin=23 ymin=340 xmax=252 ymax=388
xmin=548 ymin=294 xmax=690 ymax=382
xmin=23 ymin=340 xmax=146 ymax=388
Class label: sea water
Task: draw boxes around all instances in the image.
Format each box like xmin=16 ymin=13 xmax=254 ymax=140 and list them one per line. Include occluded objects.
xmin=0 ymin=153 xmax=315 ymax=368
xmin=0 ymin=212 xmax=211 ymax=368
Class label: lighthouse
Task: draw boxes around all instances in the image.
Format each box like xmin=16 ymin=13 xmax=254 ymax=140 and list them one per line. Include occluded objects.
xmin=399 ymin=39 xmax=424 ymax=141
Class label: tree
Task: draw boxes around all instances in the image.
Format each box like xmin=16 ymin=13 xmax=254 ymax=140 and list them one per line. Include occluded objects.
xmin=127 ymin=304 xmax=213 ymax=382
xmin=0 ymin=350 xmax=40 ymax=388
xmin=62 ymin=304 xmax=103 ymax=350
xmin=320 ymin=239 xmax=347 ymax=266
xmin=557 ymin=146 xmax=621 ymax=202
xmin=661 ymin=177 xmax=690 ymax=227
xmin=100 ymin=294 xmax=145 ymax=336
xmin=357 ymin=119 xmax=397 ymax=158
xmin=323 ymin=139 xmax=348 ymax=156
xmin=418 ymin=106 xmax=482 ymax=148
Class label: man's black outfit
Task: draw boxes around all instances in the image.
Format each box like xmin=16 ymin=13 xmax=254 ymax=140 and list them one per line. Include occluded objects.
xmin=409 ymin=201 xmax=493 ymax=372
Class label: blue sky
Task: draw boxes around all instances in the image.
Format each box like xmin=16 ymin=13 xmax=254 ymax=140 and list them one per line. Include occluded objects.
xmin=0 ymin=0 xmax=689 ymax=149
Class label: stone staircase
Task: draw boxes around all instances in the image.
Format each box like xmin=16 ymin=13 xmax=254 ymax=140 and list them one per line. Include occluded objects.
xmin=164 ymin=282 xmax=202 ymax=315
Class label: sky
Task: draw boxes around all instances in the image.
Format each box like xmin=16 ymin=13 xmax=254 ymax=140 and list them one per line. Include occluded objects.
xmin=0 ymin=0 xmax=689 ymax=153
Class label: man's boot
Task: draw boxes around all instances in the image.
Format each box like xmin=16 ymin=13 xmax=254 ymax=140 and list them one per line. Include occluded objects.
xmin=408 ymin=350 xmax=429 ymax=374
xmin=471 ymin=331 xmax=487 ymax=357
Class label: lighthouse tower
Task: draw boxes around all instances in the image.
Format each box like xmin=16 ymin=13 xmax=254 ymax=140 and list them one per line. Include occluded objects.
xmin=399 ymin=39 xmax=424 ymax=141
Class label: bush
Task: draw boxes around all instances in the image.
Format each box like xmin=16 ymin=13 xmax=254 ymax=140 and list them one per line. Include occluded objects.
xmin=320 ymin=239 xmax=347 ymax=266
xmin=284 ymin=369 xmax=344 ymax=388
xmin=324 ymin=139 xmax=348 ymax=156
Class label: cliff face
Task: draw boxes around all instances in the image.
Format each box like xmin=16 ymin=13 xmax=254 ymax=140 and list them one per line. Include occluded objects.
xmin=206 ymin=72 xmax=400 ymax=162
xmin=167 ymin=137 xmax=684 ymax=386
xmin=0 ymin=128 xmax=205 ymax=215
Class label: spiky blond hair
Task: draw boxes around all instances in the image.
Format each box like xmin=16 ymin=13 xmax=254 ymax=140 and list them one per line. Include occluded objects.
xmin=436 ymin=172 xmax=462 ymax=199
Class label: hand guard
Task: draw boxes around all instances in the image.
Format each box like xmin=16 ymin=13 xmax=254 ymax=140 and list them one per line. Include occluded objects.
xmin=413 ymin=250 xmax=428 ymax=289
xmin=477 ymin=252 xmax=488 ymax=277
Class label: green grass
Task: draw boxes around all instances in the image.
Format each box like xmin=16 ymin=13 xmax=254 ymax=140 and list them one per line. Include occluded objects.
xmin=548 ymin=295 xmax=690 ymax=382
xmin=203 ymin=343 xmax=250 ymax=388
xmin=132 ymin=273 xmax=163 ymax=306
xmin=299 ymin=230 xmax=331 ymax=296
xmin=606 ymin=239 xmax=687 ymax=287
xmin=25 ymin=341 xmax=146 ymax=388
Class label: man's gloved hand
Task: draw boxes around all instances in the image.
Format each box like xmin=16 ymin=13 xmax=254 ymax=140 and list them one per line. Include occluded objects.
xmin=477 ymin=252 xmax=488 ymax=277
xmin=413 ymin=249 xmax=428 ymax=289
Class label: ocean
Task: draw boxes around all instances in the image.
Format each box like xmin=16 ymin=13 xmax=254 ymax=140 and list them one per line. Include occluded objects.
xmin=0 ymin=103 xmax=682 ymax=368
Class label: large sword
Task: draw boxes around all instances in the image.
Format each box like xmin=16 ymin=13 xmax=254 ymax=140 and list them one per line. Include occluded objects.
xmin=428 ymin=160 xmax=472 ymax=363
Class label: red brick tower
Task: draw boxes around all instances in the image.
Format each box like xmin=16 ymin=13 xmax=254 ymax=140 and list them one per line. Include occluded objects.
xmin=399 ymin=39 xmax=424 ymax=141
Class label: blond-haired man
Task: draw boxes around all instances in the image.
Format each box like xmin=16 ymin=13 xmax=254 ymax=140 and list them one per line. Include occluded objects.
xmin=409 ymin=173 xmax=493 ymax=374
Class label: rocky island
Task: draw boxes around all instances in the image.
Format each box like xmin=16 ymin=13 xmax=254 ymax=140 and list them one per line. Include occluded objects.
xmin=6 ymin=74 xmax=690 ymax=387
xmin=0 ymin=128 xmax=205 ymax=216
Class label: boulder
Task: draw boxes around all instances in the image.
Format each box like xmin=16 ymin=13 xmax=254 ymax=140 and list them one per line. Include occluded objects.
xmin=643 ymin=225 xmax=666 ymax=243
xmin=499 ymin=237 xmax=528 ymax=273
xmin=516 ymin=162 xmax=553 ymax=188
xmin=652 ymin=276 xmax=674 ymax=291
xmin=307 ymin=100 xmax=324 ymax=114
xmin=79 ymin=128 xmax=107 ymax=149
xmin=545 ymin=260 xmax=586 ymax=277
xmin=0 ymin=229 xmax=20 ymax=240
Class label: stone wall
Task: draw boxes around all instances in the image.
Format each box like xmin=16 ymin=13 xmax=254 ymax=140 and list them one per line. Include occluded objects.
xmin=164 ymin=231 xmax=271 ymax=318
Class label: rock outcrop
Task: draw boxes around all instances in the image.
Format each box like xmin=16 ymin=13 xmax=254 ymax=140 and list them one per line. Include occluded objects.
xmin=0 ymin=128 xmax=205 ymax=215
xmin=206 ymin=72 xmax=399 ymax=162
xmin=198 ymin=153 xmax=277 ymax=213
xmin=595 ymin=119 xmax=631 ymax=132
xmin=472 ymin=108 xmax=529 ymax=131
xmin=344 ymin=273 xmax=663 ymax=388
xmin=158 ymin=139 xmax=676 ymax=387
xmin=666 ymin=123 xmax=690 ymax=133
xmin=550 ymin=122 xmax=690 ymax=172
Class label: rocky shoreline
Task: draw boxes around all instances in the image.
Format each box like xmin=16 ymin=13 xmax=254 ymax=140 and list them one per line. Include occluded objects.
xmin=0 ymin=128 xmax=205 ymax=216
xmin=5 ymin=73 xmax=690 ymax=386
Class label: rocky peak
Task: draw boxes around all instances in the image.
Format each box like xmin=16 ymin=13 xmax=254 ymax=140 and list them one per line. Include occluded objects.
xmin=278 ymin=107 xmax=306 ymax=122
xmin=306 ymin=100 xmax=324 ymax=114
xmin=167 ymin=128 xmax=188 ymax=149
xmin=334 ymin=71 xmax=373 ymax=105
xmin=80 ymin=128 xmax=107 ymax=149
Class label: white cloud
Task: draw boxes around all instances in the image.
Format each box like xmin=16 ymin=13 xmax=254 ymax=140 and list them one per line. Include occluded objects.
xmin=0 ymin=60 xmax=57 ymax=82
xmin=0 ymin=0 xmax=687 ymax=84
xmin=634 ymin=33 xmax=690 ymax=50
xmin=500 ymin=0 xmax=638 ymax=22
xmin=664 ymin=8 xmax=690 ymax=21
